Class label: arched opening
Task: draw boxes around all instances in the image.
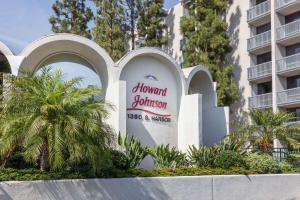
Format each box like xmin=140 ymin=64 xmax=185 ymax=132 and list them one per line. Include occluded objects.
xmin=0 ymin=52 xmax=11 ymax=73
xmin=188 ymin=71 xmax=215 ymax=111
xmin=18 ymin=34 xmax=114 ymax=96
xmin=37 ymin=53 xmax=102 ymax=89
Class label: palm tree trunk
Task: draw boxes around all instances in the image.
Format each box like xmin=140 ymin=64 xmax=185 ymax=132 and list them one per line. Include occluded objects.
xmin=40 ymin=139 xmax=49 ymax=171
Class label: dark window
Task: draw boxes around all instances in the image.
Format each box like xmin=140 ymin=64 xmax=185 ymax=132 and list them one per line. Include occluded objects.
xmin=286 ymin=43 xmax=300 ymax=56
xmin=256 ymin=0 xmax=267 ymax=5
xmin=256 ymin=23 xmax=271 ymax=35
xmin=287 ymin=107 xmax=300 ymax=121
xmin=257 ymin=52 xmax=271 ymax=65
xmin=180 ymin=38 xmax=187 ymax=51
xmin=257 ymin=81 xmax=272 ymax=95
xmin=285 ymin=11 xmax=300 ymax=24
xmin=287 ymin=75 xmax=300 ymax=89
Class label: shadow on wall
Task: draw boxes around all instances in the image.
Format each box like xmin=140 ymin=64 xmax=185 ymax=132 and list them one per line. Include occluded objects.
xmin=0 ymin=179 xmax=170 ymax=200
xmin=226 ymin=5 xmax=248 ymax=127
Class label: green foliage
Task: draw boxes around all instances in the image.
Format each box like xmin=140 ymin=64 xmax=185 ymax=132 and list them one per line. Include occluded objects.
xmin=148 ymin=144 xmax=186 ymax=168
xmin=0 ymin=68 xmax=114 ymax=172
xmin=0 ymin=167 xmax=258 ymax=181
xmin=214 ymin=150 xmax=247 ymax=169
xmin=137 ymin=0 xmax=168 ymax=48
xmin=245 ymin=153 xmax=280 ymax=174
xmin=92 ymin=0 xmax=126 ymax=61
xmin=215 ymin=66 xmax=239 ymax=107
xmin=124 ymin=0 xmax=143 ymax=50
xmin=188 ymin=145 xmax=216 ymax=167
xmin=49 ymin=0 xmax=93 ymax=38
xmin=233 ymin=109 xmax=300 ymax=152
xmin=0 ymin=58 xmax=11 ymax=73
xmin=180 ymin=0 xmax=239 ymax=106
xmin=110 ymin=149 xmax=130 ymax=170
xmin=117 ymin=133 xmax=148 ymax=169
xmin=281 ymin=154 xmax=300 ymax=172
xmin=216 ymin=137 xmax=246 ymax=155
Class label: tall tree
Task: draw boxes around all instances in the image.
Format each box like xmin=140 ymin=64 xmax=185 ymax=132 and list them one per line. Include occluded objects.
xmin=49 ymin=0 xmax=93 ymax=39
xmin=137 ymin=0 xmax=168 ymax=48
xmin=0 ymin=68 xmax=113 ymax=172
xmin=123 ymin=0 xmax=142 ymax=50
xmin=92 ymin=0 xmax=126 ymax=61
xmin=181 ymin=0 xmax=239 ymax=106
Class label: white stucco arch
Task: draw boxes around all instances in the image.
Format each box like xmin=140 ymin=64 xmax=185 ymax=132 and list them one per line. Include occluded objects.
xmin=18 ymin=34 xmax=115 ymax=93
xmin=117 ymin=48 xmax=187 ymax=95
xmin=0 ymin=41 xmax=13 ymax=56
xmin=184 ymin=65 xmax=216 ymax=109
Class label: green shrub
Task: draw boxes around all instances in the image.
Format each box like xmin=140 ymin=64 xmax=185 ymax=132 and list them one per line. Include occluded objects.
xmin=214 ymin=150 xmax=247 ymax=169
xmin=0 ymin=167 xmax=258 ymax=181
xmin=117 ymin=133 xmax=148 ymax=169
xmin=245 ymin=153 xmax=280 ymax=174
xmin=110 ymin=150 xmax=130 ymax=170
xmin=188 ymin=145 xmax=216 ymax=167
xmin=279 ymin=161 xmax=294 ymax=173
xmin=148 ymin=144 xmax=186 ymax=168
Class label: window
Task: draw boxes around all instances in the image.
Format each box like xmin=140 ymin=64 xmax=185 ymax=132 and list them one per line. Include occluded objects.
xmin=257 ymin=52 xmax=271 ymax=65
xmin=287 ymin=75 xmax=300 ymax=89
xmin=256 ymin=0 xmax=267 ymax=5
xmin=285 ymin=11 xmax=300 ymax=24
xmin=256 ymin=23 xmax=271 ymax=35
xmin=257 ymin=81 xmax=272 ymax=95
xmin=286 ymin=43 xmax=300 ymax=56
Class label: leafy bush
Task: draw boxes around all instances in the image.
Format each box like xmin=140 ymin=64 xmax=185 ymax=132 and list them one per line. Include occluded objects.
xmin=110 ymin=150 xmax=130 ymax=170
xmin=117 ymin=133 xmax=148 ymax=169
xmin=148 ymin=144 xmax=186 ymax=168
xmin=214 ymin=150 xmax=247 ymax=169
xmin=245 ymin=153 xmax=280 ymax=174
xmin=279 ymin=161 xmax=294 ymax=173
xmin=0 ymin=167 xmax=258 ymax=181
xmin=188 ymin=145 xmax=216 ymax=167
xmin=216 ymin=137 xmax=247 ymax=155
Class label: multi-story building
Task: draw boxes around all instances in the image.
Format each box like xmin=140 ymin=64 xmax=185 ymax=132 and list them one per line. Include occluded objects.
xmin=167 ymin=0 xmax=300 ymax=125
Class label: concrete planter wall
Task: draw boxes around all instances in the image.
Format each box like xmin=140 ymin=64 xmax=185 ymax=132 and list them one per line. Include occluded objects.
xmin=0 ymin=174 xmax=300 ymax=200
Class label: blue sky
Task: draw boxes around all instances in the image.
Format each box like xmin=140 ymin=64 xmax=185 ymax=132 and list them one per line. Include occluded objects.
xmin=0 ymin=0 xmax=179 ymax=54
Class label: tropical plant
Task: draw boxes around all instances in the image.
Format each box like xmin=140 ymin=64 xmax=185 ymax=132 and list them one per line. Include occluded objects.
xmin=0 ymin=68 xmax=114 ymax=172
xmin=117 ymin=133 xmax=148 ymax=169
xmin=216 ymin=137 xmax=247 ymax=155
xmin=187 ymin=145 xmax=216 ymax=167
xmin=233 ymin=109 xmax=300 ymax=153
xmin=148 ymin=144 xmax=186 ymax=168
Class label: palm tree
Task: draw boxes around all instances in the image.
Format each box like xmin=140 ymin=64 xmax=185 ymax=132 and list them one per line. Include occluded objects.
xmin=0 ymin=68 xmax=113 ymax=172
xmin=232 ymin=109 xmax=300 ymax=152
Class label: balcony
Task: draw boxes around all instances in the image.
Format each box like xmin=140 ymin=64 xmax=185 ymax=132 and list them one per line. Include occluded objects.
xmin=249 ymin=93 xmax=273 ymax=109
xmin=277 ymin=19 xmax=300 ymax=46
xmin=247 ymin=0 xmax=271 ymax=26
xmin=276 ymin=0 xmax=300 ymax=15
xmin=248 ymin=62 xmax=272 ymax=82
xmin=247 ymin=30 xmax=271 ymax=54
xmin=277 ymin=53 xmax=300 ymax=76
xmin=277 ymin=87 xmax=300 ymax=106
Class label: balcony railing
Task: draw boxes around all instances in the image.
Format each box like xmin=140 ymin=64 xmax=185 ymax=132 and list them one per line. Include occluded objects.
xmin=277 ymin=53 xmax=300 ymax=73
xmin=277 ymin=19 xmax=300 ymax=41
xmin=276 ymin=0 xmax=299 ymax=9
xmin=247 ymin=0 xmax=271 ymax=22
xmin=249 ymin=93 xmax=273 ymax=108
xmin=248 ymin=62 xmax=272 ymax=80
xmin=277 ymin=87 xmax=300 ymax=105
xmin=247 ymin=30 xmax=271 ymax=51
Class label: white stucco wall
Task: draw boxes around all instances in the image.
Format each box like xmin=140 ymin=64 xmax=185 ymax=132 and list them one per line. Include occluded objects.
xmin=0 ymin=175 xmax=300 ymax=200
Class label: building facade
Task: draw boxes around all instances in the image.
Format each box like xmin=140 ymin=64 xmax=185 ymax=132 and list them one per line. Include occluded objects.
xmin=167 ymin=0 xmax=300 ymax=125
